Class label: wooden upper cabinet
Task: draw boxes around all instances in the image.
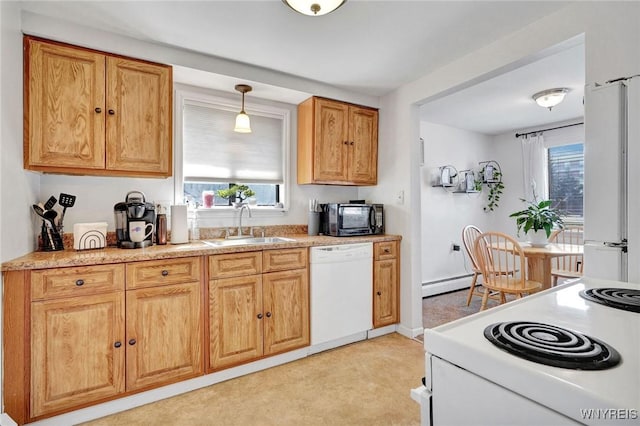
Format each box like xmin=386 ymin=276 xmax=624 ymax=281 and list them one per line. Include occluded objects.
xmin=106 ymin=57 xmax=171 ymax=175
xmin=23 ymin=36 xmax=172 ymax=178
xmin=298 ymin=97 xmax=378 ymax=185
xmin=25 ymin=39 xmax=106 ymax=170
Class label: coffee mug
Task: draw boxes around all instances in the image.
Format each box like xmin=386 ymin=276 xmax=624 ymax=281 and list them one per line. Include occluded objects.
xmin=129 ymin=221 xmax=154 ymax=243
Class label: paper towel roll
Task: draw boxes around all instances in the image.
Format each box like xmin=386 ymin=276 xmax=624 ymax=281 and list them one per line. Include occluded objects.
xmin=170 ymin=205 xmax=189 ymax=244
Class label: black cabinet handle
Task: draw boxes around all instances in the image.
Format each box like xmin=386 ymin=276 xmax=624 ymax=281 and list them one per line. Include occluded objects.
xmin=343 ymin=141 xmax=349 ymax=145
xmin=161 ymin=270 xmax=169 ymax=276
xmin=114 ymin=341 xmax=122 ymax=348
xmin=108 ymin=109 xmax=115 ymax=115
xmin=377 ymin=291 xmax=382 ymax=296
xmin=128 ymin=339 xmax=136 ymax=346
xmin=257 ymin=313 xmax=263 ymax=319
xmin=95 ymin=107 xmax=102 ymax=113
xmin=350 ymin=141 xmax=354 ymax=145
xmin=75 ymin=279 xmax=85 ymax=286
xmin=266 ymin=312 xmax=272 ymax=318
xmin=383 ymin=248 xmax=390 ymax=253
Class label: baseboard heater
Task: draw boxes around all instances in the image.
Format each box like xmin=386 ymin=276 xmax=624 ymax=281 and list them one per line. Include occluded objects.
xmin=422 ymin=274 xmax=474 ymax=298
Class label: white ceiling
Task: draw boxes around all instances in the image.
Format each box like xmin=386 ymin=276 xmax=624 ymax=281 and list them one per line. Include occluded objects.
xmin=20 ymin=1 xmax=582 ymax=133
xmin=419 ymin=42 xmax=585 ymax=135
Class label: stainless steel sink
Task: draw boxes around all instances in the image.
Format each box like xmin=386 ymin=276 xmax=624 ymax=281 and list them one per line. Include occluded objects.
xmin=201 ymin=237 xmax=296 ymax=247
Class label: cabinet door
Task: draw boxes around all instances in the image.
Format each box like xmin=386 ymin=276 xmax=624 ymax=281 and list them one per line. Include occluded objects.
xmin=126 ymin=282 xmax=202 ymax=390
xmin=373 ymin=259 xmax=399 ymax=327
xmin=209 ymin=275 xmax=263 ymax=371
xmin=313 ymin=98 xmax=350 ymax=182
xmin=25 ymin=37 xmax=106 ymax=171
xmin=105 ymin=57 xmax=172 ymax=176
xmin=31 ymin=292 xmax=125 ymax=418
xmin=263 ymin=269 xmax=309 ymax=355
xmin=348 ymin=106 xmax=378 ymax=184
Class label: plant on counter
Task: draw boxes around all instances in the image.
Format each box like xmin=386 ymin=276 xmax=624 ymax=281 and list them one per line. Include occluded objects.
xmin=483 ymin=171 xmax=504 ymax=212
xmin=509 ymin=198 xmax=564 ymax=238
xmin=216 ymin=184 xmax=256 ymax=205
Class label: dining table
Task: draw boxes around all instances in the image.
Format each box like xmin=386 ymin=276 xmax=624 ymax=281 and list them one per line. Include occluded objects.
xmin=519 ymin=242 xmax=584 ymax=290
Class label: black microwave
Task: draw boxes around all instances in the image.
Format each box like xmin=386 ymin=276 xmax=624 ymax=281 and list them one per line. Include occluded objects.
xmin=320 ymin=203 xmax=384 ymax=236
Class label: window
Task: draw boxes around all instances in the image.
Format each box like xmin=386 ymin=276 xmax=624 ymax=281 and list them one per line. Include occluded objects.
xmin=175 ymin=88 xmax=290 ymax=210
xmin=547 ymin=143 xmax=584 ymax=220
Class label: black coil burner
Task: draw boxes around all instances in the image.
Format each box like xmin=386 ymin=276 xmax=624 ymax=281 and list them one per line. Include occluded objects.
xmin=484 ymin=321 xmax=620 ymax=370
xmin=579 ymin=288 xmax=640 ymax=313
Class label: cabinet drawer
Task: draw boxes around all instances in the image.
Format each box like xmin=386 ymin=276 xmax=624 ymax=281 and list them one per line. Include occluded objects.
xmin=209 ymin=252 xmax=262 ymax=279
xmin=374 ymin=241 xmax=398 ymax=260
xmin=126 ymin=257 xmax=200 ymax=289
xmin=263 ymin=248 xmax=308 ymax=273
xmin=31 ymin=264 xmax=125 ymax=301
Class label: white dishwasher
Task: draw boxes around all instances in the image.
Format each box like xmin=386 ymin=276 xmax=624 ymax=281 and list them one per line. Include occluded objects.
xmin=310 ymin=242 xmax=373 ymax=351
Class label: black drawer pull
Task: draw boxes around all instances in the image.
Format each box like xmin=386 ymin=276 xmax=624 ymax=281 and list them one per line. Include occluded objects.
xmin=266 ymin=312 xmax=272 ymax=318
xmin=94 ymin=107 xmax=102 ymax=113
xmin=108 ymin=109 xmax=115 ymax=115
xmin=114 ymin=341 xmax=122 ymax=348
xmin=161 ymin=270 xmax=169 ymax=276
xmin=383 ymin=248 xmax=390 ymax=253
xmin=377 ymin=291 xmax=382 ymax=296
xmin=257 ymin=313 xmax=263 ymax=319
xmin=75 ymin=279 xmax=85 ymax=286
xmin=129 ymin=339 xmax=136 ymax=346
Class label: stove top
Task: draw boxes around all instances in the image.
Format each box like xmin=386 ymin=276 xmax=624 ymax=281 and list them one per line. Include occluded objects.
xmin=423 ymin=278 xmax=640 ymax=421
xmin=579 ymin=287 xmax=640 ymax=313
xmin=484 ymin=321 xmax=621 ymax=370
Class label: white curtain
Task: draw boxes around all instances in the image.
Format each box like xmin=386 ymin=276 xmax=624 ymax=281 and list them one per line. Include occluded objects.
xmin=521 ymin=133 xmax=547 ymax=202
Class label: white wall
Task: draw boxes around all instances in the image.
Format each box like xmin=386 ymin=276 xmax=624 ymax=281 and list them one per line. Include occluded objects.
xmin=420 ymin=122 xmax=494 ymax=284
xmin=372 ymin=1 xmax=640 ymax=337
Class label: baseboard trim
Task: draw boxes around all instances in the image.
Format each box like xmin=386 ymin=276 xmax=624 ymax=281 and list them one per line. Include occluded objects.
xmin=396 ymin=323 xmax=424 ymax=338
xmin=422 ymin=275 xmax=474 ymax=298
xmin=1 ymin=413 xmax=18 ymax=426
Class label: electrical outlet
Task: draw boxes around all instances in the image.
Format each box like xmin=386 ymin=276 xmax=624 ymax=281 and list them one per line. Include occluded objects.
xmin=452 ymin=243 xmax=461 ymax=252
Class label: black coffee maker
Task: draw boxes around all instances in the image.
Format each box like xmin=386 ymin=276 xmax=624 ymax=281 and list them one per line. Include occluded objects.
xmin=114 ymin=191 xmax=155 ymax=248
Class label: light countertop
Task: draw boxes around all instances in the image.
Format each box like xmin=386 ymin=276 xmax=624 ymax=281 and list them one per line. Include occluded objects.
xmin=2 ymin=234 xmax=401 ymax=271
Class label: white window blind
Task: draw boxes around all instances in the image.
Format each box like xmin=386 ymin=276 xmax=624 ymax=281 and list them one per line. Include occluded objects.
xmin=183 ymin=102 xmax=284 ymax=184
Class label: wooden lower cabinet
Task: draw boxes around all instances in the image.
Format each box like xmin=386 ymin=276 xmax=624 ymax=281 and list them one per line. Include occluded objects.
xmin=209 ymin=274 xmax=264 ymax=369
xmin=263 ymin=269 xmax=309 ymax=355
xmin=208 ymin=249 xmax=309 ymax=371
xmin=373 ymin=242 xmax=400 ymax=327
xmin=5 ymin=257 xmax=204 ymax=423
xmin=30 ymin=292 xmax=125 ymax=418
xmin=125 ymin=281 xmax=202 ymax=390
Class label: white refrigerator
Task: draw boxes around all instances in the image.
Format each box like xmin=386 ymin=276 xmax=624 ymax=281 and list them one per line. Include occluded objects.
xmin=584 ymin=77 xmax=640 ymax=283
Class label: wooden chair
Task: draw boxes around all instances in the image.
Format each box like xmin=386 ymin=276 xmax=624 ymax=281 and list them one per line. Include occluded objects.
xmin=549 ymin=226 xmax=584 ymax=286
xmin=473 ymin=232 xmax=543 ymax=311
xmin=462 ymin=225 xmax=500 ymax=306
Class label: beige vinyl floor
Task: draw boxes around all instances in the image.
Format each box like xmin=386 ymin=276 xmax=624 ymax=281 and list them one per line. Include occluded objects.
xmin=82 ymin=333 xmax=425 ymax=426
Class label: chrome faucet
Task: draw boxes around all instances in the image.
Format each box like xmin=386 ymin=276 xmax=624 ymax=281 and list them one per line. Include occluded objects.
xmin=236 ymin=203 xmax=252 ymax=238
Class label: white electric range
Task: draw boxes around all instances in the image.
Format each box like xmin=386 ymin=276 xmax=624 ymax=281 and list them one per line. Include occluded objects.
xmin=411 ymin=278 xmax=640 ymax=426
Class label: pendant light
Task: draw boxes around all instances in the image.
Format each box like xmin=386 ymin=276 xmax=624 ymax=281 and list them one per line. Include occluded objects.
xmin=234 ymin=84 xmax=252 ymax=133
xmin=282 ymin=0 xmax=346 ymax=16
xmin=532 ymin=88 xmax=570 ymax=111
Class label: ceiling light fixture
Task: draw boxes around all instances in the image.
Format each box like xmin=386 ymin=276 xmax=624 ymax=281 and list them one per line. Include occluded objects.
xmin=234 ymin=84 xmax=252 ymax=133
xmin=532 ymin=88 xmax=570 ymax=111
xmin=282 ymin=0 xmax=346 ymax=16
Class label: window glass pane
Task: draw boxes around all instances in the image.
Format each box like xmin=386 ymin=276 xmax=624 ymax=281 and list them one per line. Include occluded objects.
xmin=184 ymin=182 xmax=278 ymax=207
xmin=548 ymin=143 xmax=584 ymax=218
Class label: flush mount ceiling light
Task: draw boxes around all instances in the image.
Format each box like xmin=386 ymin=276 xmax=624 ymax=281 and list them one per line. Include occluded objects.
xmin=532 ymin=88 xmax=570 ymax=111
xmin=234 ymin=84 xmax=252 ymax=133
xmin=282 ymin=0 xmax=346 ymax=16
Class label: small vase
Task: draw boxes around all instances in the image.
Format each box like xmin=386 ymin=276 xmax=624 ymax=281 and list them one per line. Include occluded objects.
xmin=528 ymin=230 xmax=549 ymax=247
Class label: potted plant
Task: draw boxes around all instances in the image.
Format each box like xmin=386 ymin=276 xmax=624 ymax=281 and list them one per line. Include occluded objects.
xmin=216 ymin=184 xmax=256 ymax=207
xmin=509 ymin=199 xmax=564 ymax=247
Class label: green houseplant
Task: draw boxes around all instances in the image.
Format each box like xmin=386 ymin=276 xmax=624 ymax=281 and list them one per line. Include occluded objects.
xmin=509 ymin=199 xmax=564 ymax=246
xmin=216 ymin=184 xmax=255 ymax=206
